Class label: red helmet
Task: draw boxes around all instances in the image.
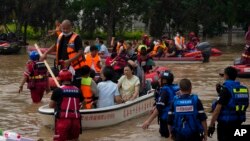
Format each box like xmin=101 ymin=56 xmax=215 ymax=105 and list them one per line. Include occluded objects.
xmin=58 ymin=69 xmax=72 ymax=81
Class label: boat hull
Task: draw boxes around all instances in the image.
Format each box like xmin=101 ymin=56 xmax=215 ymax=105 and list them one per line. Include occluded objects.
xmin=38 ymin=91 xmax=155 ymax=129
xmin=233 ymin=64 xmax=250 ymax=78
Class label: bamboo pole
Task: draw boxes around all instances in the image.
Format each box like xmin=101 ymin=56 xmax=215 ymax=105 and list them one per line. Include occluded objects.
xmin=34 ymin=43 xmax=60 ymax=87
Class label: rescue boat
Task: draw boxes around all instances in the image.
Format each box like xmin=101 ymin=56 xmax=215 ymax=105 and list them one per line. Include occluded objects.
xmin=27 ymin=45 xmax=56 ymax=58
xmin=232 ymin=64 xmax=250 ymax=78
xmin=153 ymin=56 xmax=203 ymax=64
xmin=145 ymin=66 xmax=168 ymax=83
xmin=38 ymin=90 xmax=155 ymax=129
xmin=0 ymin=41 xmax=22 ymax=55
xmin=183 ymin=48 xmax=222 ymax=58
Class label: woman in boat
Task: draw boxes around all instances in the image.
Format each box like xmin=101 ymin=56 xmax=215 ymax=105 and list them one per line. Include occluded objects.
xmin=166 ymin=39 xmax=179 ymax=57
xmin=97 ymin=66 xmax=123 ymax=108
xmin=118 ymin=64 xmax=140 ymax=102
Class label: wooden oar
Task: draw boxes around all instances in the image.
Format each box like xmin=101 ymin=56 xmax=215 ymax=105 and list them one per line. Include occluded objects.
xmin=34 ymin=43 xmax=60 ymax=87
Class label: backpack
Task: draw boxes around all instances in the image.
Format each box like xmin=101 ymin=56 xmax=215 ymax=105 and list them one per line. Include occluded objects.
xmin=173 ymin=94 xmax=204 ymax=137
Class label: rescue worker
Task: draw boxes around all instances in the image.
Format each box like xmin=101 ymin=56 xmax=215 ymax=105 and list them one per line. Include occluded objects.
xmin=168 ymin=78 xmax=208 ymax=141
xmin=150 ymin=39 xmax=167 ymax=57
xmin=84 ymin=45 xmax=102 ymax=74
xmin=48 ymin=20 xmax=62 ymax=37
xmin=116 ymin=39 xmax=127 ymax=55
xmin=208 ymin=66 xmax=249 ymax=141
xmin=142 ymin=71 xmax=179 ymax=138
xmin=49 ymin=69 xmax=83 ymax=141
xmin=40 ymin=19 xmax=85 ymax=87
xmin=19 ymin=51 xmax=49 ymax=103
xmin=196 ymin=42 xmax=211 ymax=63
xmin=80 ymin=65 xmax=98 ymax=109
xmin=174 ymin=31 xmax=186 ymax=51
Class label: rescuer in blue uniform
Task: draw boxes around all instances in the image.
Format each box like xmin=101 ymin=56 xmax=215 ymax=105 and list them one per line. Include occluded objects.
xmin=208 ymin=66 xmax=249 ymax=141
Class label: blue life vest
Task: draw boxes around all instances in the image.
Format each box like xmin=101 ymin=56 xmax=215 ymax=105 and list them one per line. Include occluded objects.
xmin=158 ymin=84 xmax=179 ymax=120
xmin=218 ymin=80 xmax=249 ymax=123
xmin=172 ymin=94 xmax=204 ymax=137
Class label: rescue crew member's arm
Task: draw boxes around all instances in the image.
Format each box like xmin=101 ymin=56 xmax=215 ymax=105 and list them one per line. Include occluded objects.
xmin=64 ymin=36 xmax=85 ymax=67
xmin=142 ymin=90 xmax=168 ymax=129
xmin=19 ymin=76 xmax=27 ymax=93
xmin=209 ymin=87 xmax=230 ymax=131
xmin=167 ymin=103 xmax=175 ymax=139
xmin=142 ymin=108 xmax=158 ymax=129
xmin=19 ymin=61 xmax=33 ymax=93
xmin=49 ymin=88 xmax=62 ymax=108
xmin=40 ymin=44 xmax=56 ymax=61
xmin=197 ymin=98 xmax=208 ymax=141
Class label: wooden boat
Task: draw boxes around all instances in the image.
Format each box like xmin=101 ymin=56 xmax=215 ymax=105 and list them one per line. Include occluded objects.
xmin=38 ymin=90 xmax=155 ymax=129
xmin=0 ymin=41 xmax=22 ymax=55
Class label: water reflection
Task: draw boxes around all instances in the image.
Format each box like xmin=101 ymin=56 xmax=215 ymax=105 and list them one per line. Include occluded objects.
xmin=0 ymin=34 xmax=249 ymax=141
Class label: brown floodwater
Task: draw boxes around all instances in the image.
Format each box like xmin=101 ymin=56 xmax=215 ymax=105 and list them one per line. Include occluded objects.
xmin=0 ymin=33 xmax=249 ymax=141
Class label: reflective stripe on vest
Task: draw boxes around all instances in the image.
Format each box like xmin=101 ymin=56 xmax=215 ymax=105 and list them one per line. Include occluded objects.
xmin=59 ymin=85 xmax=81 ymax=119
xmin=85 ymin=53 xmax=101 ymax=73
xmin=218 ymin=80 xmax=249 ymax=123
xmin=56 ymin=33 xmax=85 ymax=70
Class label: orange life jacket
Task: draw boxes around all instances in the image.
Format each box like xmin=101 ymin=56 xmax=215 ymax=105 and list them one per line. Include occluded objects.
xmin=56 ymin=33 xmax=85 ymax=70
xmin=81 ymin=77 xmax=93 ymax=109
xmin=150 ymin=43 xmax=166 ymax=57
xmin=84 ymin=53 xmax=101 ymax=73
xmin=116 ymin=43 xmax=127 ymax=54
xmin=174 ymin=36 xmax=185 ymax=50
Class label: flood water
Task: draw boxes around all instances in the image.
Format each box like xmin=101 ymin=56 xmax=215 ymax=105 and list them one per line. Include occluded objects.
xmin=0 ymin=33 xmax=250 ymax=141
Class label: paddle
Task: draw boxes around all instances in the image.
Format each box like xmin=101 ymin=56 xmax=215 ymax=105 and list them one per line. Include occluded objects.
xmin=34 ymin=43 xmax=60 ymax=87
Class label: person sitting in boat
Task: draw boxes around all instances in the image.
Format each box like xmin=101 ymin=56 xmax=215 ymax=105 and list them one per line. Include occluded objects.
xmin=241 ymin=26 xmax=250 ymax=64
xmin=108 ymin=51 xmax=129 ymax=82
xmin=85 ymin=45 xmax=102 ymax=74
xmin=142 ymin=71 xmax=179 ymax=138
xmin=116 ymin=39 xmax=127 ymax=55
xmin=118 ymin=64 xmax=140 ymax=102
xmin=126 ymin=41 xmax=135 ymax=58
xmin=98 ymin=40 xmax=110 ymax=57
xmin=185 ymin=37 xmax=199 ymax=52
xmin=165 ymin=39 xmax=179 ymax=57
xmin=19 ymin=51 xmax=49 ymax=103
xmin=49 ymin=69 xmax=83 ymax=141
xmin=174 ymin=31 xmax=186 ymax=51
xmin=142 ymin=34 xmax=151 ymax=47
xmin=79 ymin=65 xmax=98 ymax=109
xmin=240 ymin=43 xmax=250 ymax=64
xmin=150 ymin=39 xmax=167 ymax=58
xmin=137 ymin=46 xmax=155 ymax=73
xmin=97 ymin=66 xmax=124 ymax=108
xmin=83 ymin=41 xmax=90 ymax=54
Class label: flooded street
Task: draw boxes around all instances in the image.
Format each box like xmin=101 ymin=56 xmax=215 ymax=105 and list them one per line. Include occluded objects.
xmin=0 ymin=33 xmax=250 ymax=141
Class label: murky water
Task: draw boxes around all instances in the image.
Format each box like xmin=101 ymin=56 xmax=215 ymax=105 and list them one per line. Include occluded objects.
xmin=0 ymin=33 xmax=250 ymax=141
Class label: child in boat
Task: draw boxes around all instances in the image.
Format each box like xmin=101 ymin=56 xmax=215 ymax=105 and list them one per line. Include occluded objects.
xmin=49 ymin=69 xmax=83 ymax=141
xmin=79 ymin=65 xmax=98 ymax=109
xmin=19 ymin=51 xmax=49 ymax=103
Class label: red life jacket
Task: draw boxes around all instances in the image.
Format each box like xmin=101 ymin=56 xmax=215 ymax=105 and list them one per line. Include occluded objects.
xmin=27 ymin=61 xmax=48 ymax=89
xmin=58 ymin=85 xmax=81 ymax=119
